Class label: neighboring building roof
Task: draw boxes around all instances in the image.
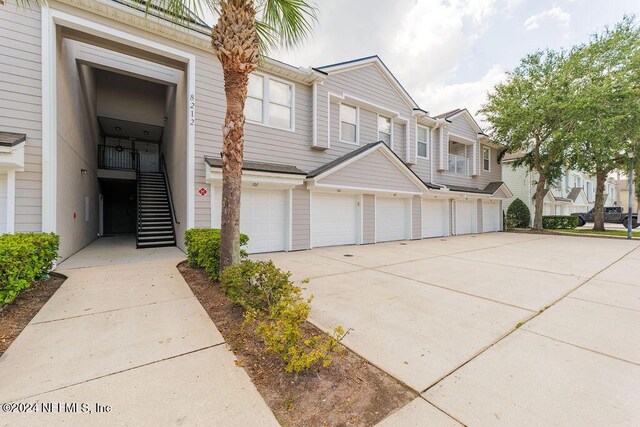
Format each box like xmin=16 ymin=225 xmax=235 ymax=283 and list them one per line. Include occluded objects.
xmin=204 ymin=157 xmax=307 ymax=176
xmin=567 ymin=187 xmax=584 ymax=202
xmin=502 ymin=151 xmax=525 ymax=161
xmin=532 ymin=189 xmax=571 ymax=203
xmin=0 ymin=131 xmax=26 ymax=147
xmin=315 ymin=55 xmax=420 ymax=109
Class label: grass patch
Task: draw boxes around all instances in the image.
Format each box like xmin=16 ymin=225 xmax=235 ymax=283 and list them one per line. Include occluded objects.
xmin=558 ymin=228 xmax=640 ymax=238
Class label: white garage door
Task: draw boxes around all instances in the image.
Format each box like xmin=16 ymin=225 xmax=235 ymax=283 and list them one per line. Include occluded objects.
xmin=311 ymin=192 xmax=358 ymax=247
xmin=482 ymin=201 xmax=501 ymax=233
xmin=0 ymin=174 xmax=6 ymax=234
xmin=454 ymin=200 xmax=477 ymax=235
xmin=422 ymin=198 xmax=448 ymax=238
xmin=376 ymin=197 xmax=408 ymax=242
xmin=213 ymin=188 xmax=287 ymax=253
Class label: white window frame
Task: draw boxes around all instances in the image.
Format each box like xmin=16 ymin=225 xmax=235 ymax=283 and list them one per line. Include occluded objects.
xmin=339 ymin=103 xmax=359 ymax=145
xmin=482 ymin=146 xmax=491 ymax=172
xmin=245 ymin=72 xmax=295 ymax=132
xmin=377 ymin=114 xmax=393 ymax=148
xmin=417 ymin=125 xmax=429 ymax=159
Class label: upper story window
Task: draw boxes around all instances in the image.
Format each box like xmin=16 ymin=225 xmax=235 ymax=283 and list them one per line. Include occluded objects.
xmin=378 ymin=116 xmax=392 ymax=146
xmin=482 ymin=147 xmax=491 ymax=172
xmin=245 ymin=73 xmax=294 ymax=130
xmin=417 ymin=126 xmax=428 ymax=158
xmin=340 ymin=104 xmax=358 ymax=144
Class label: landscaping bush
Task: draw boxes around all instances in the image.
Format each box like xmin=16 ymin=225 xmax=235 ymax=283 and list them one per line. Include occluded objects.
xmin=542 ymin=215 xmax=581 ymax=229
xmin=506 ymin=198 xmax=531 ymax=229
xmin=0 ymin=233 xmax=59 ymax=306
xmin=184 ymin=228 xmax=248 ymax=279
xmin=222 ymin=259 xmax=344 ymax=373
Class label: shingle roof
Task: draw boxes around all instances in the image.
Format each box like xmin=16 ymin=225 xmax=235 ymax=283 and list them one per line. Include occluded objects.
xmin=307 ymin=142 xmax=386 ymax=178
xmin=567 ymin=187 xmax=583 ymax=202
xmin=433 ymin=108 xmax=463 ymax=119
xmin=0 ymin=131 xmax=26 ymax=147
xmin=204 ymin=157 xmax=307 ymax=175
xmin=502 ymin=151 xmax=526 ymax=161
xmin=445 ymin=181 xmax=507 ymax=195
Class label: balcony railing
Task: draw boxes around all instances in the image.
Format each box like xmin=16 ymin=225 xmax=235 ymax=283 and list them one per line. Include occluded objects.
xmin=98 ymin=145 xmax=138 ymax=171
xmin=448 ymin=154 xmax=468 ymax=175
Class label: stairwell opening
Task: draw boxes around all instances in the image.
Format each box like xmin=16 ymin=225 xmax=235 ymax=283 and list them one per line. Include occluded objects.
xmin=56 ymin=33 xmax=188 ymax=260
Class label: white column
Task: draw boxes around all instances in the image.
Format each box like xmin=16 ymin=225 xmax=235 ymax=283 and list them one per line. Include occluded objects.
xmin=7 ymin=170 xmax=16 ymax=233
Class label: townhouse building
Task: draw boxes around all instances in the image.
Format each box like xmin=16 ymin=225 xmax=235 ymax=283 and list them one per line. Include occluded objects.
xmin=502 ymin=153 xmax=617 ymax=220
xmin=1 ymin=0 xmax=511 ymax=260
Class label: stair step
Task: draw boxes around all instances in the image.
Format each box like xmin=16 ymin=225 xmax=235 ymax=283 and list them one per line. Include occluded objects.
xmin=138 ymin=231 xmax=174 ymax=236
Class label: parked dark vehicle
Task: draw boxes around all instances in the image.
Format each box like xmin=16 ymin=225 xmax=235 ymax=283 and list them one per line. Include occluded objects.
xmin=571 ymin=207 xmax=638 ymax=228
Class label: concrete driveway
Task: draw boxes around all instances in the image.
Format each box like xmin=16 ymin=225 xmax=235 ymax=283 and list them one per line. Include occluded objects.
xmin=1 ymin=236 xmax=277 ymax=427
xmin=258 ymin=232 xmax=640 ymax=426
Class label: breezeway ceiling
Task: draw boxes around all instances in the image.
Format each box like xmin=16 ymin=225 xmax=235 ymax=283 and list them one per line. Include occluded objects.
xmin=98 ymin=116 xmax=164 ymax=142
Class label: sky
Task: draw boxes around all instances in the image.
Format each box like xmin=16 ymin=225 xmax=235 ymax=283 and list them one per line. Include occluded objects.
xmin=248 ymin=0 xmax=640 ymax=122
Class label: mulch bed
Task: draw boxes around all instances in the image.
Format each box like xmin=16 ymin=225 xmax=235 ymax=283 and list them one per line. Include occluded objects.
xmin=0 ymin=273 xmax=67 ymax=356
xmin=177 ymin=261 xmax=415 ymax=426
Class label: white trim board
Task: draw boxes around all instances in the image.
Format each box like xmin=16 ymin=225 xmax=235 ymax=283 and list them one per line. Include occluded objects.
xmin=42 ymin=7 xmax=197 ymax=232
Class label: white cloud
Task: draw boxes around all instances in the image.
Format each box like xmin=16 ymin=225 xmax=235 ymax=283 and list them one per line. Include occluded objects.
xmin=414 ymin=65 xmax=508 ymax=125
xmin=524 ymin=6 xmax=571 ymax=31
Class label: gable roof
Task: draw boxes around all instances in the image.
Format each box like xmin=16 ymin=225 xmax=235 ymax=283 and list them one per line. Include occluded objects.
xmin=445 ymin=182 xmax=513 ymax=198
xmin=434 ymin=108 xmax=463 ymax=120
xmin=315 ymin=56 xmax=419 ymax=109
xmin=307 ymin=141 xmax=427 ymax=191
xmin=205 ymin=157 xmax=307 ymax=175
xmin=435 ymin=108 xmax=485 ymax=134
xmin=567 ymin=187 xmax=589 ymax=203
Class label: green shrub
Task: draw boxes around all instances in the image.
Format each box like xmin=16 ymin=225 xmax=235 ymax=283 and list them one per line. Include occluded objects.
xmin=221 ymin=260 xmax=296 ymax=311
xmin=184 ymin=228 xmax=248 ymax=279
xmin=224 ymin=259 xmax=344 ymax=373
xmin=506 ymin=198 xmax=531 ymax=229
xmin=542 ymin=215 xmax=580 ymax=229
xmin=0 ymin=233 xmax=59 ymax=306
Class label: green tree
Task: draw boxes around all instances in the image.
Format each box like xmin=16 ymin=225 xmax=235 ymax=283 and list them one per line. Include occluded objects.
xmin=562 ymin=16 xmax=640 ymax=231
xmin=17 ymin=0 xmax=317 ymax=272
xmin=481 ymin=49 xmax=570 ymax=230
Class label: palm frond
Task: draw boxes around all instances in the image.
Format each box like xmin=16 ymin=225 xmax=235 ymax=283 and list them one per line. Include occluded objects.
xmin=256 ymin=0 xmax=317 ymax=53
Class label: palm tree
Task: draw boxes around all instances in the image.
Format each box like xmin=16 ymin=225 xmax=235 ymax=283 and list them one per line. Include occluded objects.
xmin=18 ymin=0 xmax=317 ymax=271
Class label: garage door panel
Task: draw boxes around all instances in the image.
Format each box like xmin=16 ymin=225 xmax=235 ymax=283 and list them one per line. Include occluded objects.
xmin=422 ymin=199 xmax=448 ymax=238
xmin=455 ymin=200 xmax=476 ymax=235
xmin=482 ymin=201 xmax=500 ymax=233
xmin=376 ymin=197 xmax=408 ymax=242
xmin=312 ymin=193 xmax=358 ymax=247
xmin=214 ymin=188 xmax=287 ymax=254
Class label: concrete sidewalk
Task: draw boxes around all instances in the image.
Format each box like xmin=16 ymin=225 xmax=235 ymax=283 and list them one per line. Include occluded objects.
xmin=0 ymin=238 xmax=278 ymax=426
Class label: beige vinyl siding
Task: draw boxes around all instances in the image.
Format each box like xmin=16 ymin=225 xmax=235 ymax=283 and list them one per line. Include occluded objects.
xmin=412 ymin=195 xmax=421 ymax=239
xmin=318 ymin=64 xmax=417 ymax=164
xmin=477 ymin=199 xmax=483 ymax=233
xmin=392 ymin=121 xmax=406 ymax=161
xmin=362 ymin=194 xmax=375 ymax=244
xmin=0 ymin=3 xmax=42 ymax=232
xmin=435 ymin=115 xmax=503 ymax=190
xmin=291 ymin=185 xmax=310 ymax=250
xmin=319 ymin=150 xmax=420 ymax=193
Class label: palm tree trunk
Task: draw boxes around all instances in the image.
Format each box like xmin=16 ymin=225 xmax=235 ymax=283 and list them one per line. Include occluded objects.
xmin=593 ymin=170 xmax=607 ymax=231
xmin=220 ymin=68 xmax=249 ymax=272
xmin=533 ymin=178 xmax=545 ymax=230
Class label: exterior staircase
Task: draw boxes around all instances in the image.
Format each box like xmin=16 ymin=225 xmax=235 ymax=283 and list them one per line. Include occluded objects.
xmin=136 ymin=171 xmax=176 ymax=248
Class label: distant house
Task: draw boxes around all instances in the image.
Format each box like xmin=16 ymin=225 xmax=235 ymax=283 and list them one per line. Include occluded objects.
xmin=1 ymin=0 xmax=512 ymax=261
xmin=502 ymin=152 xmax=617 ymax=221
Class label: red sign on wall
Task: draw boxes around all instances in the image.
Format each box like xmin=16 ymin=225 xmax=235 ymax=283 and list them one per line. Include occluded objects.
xmin=198 ymin=187 xmax=208 ymax=196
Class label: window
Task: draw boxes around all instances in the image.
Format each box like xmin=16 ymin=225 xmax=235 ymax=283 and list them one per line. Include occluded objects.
xmin=482 ymin=147 xmax=491 ymax=172
xmin=340 ymin=104 xmax=358 ymax=143
xmin=378 ymin=115 xmax=392 ymax=146
xmin=245 ymin=74 xmax=293 ymax=130
xmin=417 ymin=126 xmax=428 ymax=158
